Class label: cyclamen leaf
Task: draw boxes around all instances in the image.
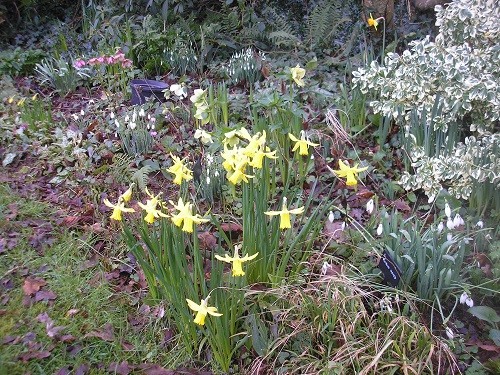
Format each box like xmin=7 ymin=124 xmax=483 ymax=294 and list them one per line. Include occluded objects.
xmin=468 ymin=306 xmax=500 ymax=325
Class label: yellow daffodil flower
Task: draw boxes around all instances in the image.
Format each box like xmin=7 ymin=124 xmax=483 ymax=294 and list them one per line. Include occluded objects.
xmin=186 ymin=296 xmax=222 ymax=326
xmin=215 ymin=245 xmax=258 ymax=276
xmin=265 ymin=197 xmax=305 ymax=229
xmin=367 ymin=13 xmax=379 ymax=30
xmin=17 ymin=97 xmax=26 ymax=106
xmin=137 ymin=197 xmax=168 ymax=224
xmin=170 ymin=197 xmax=209 ymax=233
xmin=250 ymin=147 xmax=277 ymax=169
xmin=120 ymin=183 xmax=134 ymax=202
xmin=290 ymin=64 xmax=306 ymax=87
xmin=103 ymin=198 xmax=135 ymax=221
xmin=332 ymin=160 xmax=368 ymax=187
xmin=31 ymin=93 xmax=38 ymax=101
xmin=227 ymin=160 xmax=253 ymax=185
xmin=289 ymin=131 xmax=319 ymax=156
xmin=167 ymin=154 xmax=193 ymax=185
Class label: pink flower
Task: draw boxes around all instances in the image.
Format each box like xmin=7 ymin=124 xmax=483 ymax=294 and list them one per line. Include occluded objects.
xmin=88 ymin=57 xmax=98 ymax=66
xmin=73 ymin=59 xmax=86 ymax=68
xmin=97 ymin=56 xmax=106 ymax=64
xmin=106 ymin=56 xmax=115 ymax=64
xmin=121 ymin=59 xmax=133 ymax=68
xmin=114 ymin=52 xmax=125 ymax=61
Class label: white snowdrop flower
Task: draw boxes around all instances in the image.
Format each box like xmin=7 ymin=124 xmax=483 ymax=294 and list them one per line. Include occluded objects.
xmin=125 ymin=115 xmax=130 ymax=122
xmin=205 ymin=154 xmax=214 ymax=165
xmin=147 ymin=123 xmax=151 ymax=130
xmin=428 ymin=195 xmax=435 ymax=203
xmin=445 ymin=202 xmax=452 ymax=218
xmin=460 ymin=292 xmax=468 ymax=304
xmin=206 ymin=176 xmax=211 ymax=185
xmin=437 ymin=222 xmax=444 ymax=233
xmin=214 ymin=170 xmax=220 ymax=177
xmin=341 ymin=222 xmax=347 ymax=231
xmin=114 ymin=119 xmax=120 ymax=128
xmin=453 ymin=214 xmax=464 ymax=228
xmin=476 ymin=220 xmax=484 ymax=228
xmin=460 ymin=292 xmax=474 ymax=307
xmin=310 ymin=154 xmax=314 ymax=160
xmin=129 ymin=122 xmax=136 ymax=130
xmin=464 ymin=237 xmax=472 ymax=244
xmin=376 ymin=223 xmax=383 ymax=236
xmin=80 ymin=109 xmax=85 ymax=116
xmin=139 ymin=108 xmax=145 ymax=117
xmin=132 ymin=110 xmax=137 ymax=123
xmin=465 ymin=296 xmax=474 ymax=307
xmin=321 ymin=262 xmax=330 ymax=275
xmin=72 ymin=114 xmax=79 ymax=121
xmin=110 ymin=112 xmax=115 ymax=119
xmin=446 ymin=218 xmax=455 ymax=230
xmin=366 ymin=199 xmax=374 ymax=214
xmin=151 ymin=123 xmax=155 ymax=130
xmin=328 ymin=211 xmax=334 ymax=223
xmin=445 ymin=327 xmax=454 ymax=340
xmin=447 ymin=233 xmax=453 ymax=241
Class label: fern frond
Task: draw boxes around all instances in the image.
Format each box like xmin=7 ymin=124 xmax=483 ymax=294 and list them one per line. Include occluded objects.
xmin=110 ymin=153 xmax=134 ymax=185
xmin=132 ymin=165 xmax=153 ymax=191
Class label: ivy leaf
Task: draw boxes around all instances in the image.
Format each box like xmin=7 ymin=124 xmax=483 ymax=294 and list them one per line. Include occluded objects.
xmin=468 ymin=306 xmax=500 ymax=325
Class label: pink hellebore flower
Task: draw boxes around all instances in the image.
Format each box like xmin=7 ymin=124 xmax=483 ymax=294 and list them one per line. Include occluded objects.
xmin=74 ymin=59 xmax=86 ymax=68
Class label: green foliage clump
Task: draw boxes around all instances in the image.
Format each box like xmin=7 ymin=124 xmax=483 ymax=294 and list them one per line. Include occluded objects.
xmin=352 ymin=0 xmax=499 ymax=204
xmin=0 ymin=48 xmax=46 ymax=77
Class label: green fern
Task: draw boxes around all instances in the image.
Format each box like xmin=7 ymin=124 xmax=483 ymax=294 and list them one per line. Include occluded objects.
xmin=110 ymin=153 xmax=134 ymax=185
xmin=306 ymin=0 xmax=348 ymax=49
xmin=132 ymin=165 xmax=153 ymax=192
xmin=264 ymin=6 xmax=300 ymax=48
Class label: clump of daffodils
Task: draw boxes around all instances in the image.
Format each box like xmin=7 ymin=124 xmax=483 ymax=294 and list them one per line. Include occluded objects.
xmin=221 ymin=127 xmax=277 ymax=185
xmin=167 ymin=154 xmax=193 ymax=185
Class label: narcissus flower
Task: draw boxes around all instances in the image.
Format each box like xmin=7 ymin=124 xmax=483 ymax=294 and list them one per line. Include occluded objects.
xmin=289 ymin=131 xmax=319 ymax=156
xmin=332 ymin=160 xmax=368 ymax=187
xmin=367 ymin=13 xmax=379 ymax=30
xmin=290 ymin=64 xmax=306 ymax=87
xmin=186 ymin=296 xmax=222 ymax=326
xmin=170 ymin=197 xmax=209 ymax=233
xmin=137 ymin=190 xmax=168 ymax=224
xmin=215 ymin=245 xmax=258 ymax=276
xmin=103 ymin=198 xmax=135 ymax=221
xmin=120 ymin=183 xmax=134 ymax=202
xmin=265 ymin=197 xmax=305 ymax=229
xmin=167 ymin=154 xmax=193 ymax=185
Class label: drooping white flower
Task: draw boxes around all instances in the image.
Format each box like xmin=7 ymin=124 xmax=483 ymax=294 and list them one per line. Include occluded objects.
xmin=445 ymin=327 xmax=454 ymax=340
xmin=366 ymin=199 xmax=374 ymax=214
xmin=476 ymin=220 xmax=484 ymax=228
xmin=321 ymin=261 xmax=331 ymax=275
xmin=445 ymin=202 xmax=452 ymax=218
xmin=139 ymin=108 xmax=145 ymax=117
xmin=328 ymin=211 xmax=334 ymax=223
xmin=460 ymin=292 xmax=474 ymax=307
xmin=437 ymin=222 xmax=444 ymax=233
xmin=376 ymin=223 xmax=383 ymax=236
xmin=447 ymin=218 xmax=455 ymax=230
xmin=453 ymin=214 xmax=464 ymax=228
